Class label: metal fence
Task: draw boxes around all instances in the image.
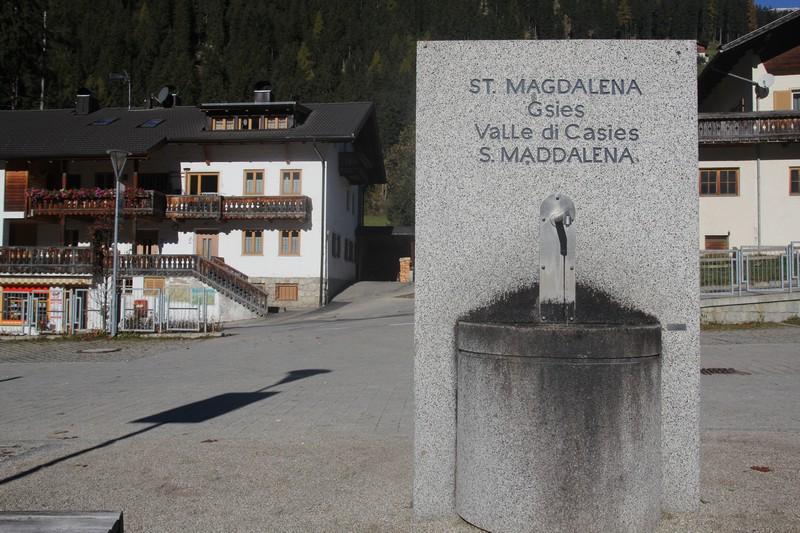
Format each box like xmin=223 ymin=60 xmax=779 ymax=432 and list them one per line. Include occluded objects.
xmin=701 ymin=242 xmax=800 ymax=296
xmin=1 ymin=285 xmax=215 ymax=336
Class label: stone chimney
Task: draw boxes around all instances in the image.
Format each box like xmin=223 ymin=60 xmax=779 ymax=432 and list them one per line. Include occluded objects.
xmin=75 ymin=88 xmax=99 ymax=115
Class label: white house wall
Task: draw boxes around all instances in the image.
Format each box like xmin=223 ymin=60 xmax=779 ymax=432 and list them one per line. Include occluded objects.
xmin=1 ymin=140 xmax=361 ymax=309
xmin=322 ymin=145 xmax=359 ymax=295
xmin=179 ymin=143 xmax=323 ymax=280
xmin=752 ymin=63 xmax=800 ymax=111
xmin=700 ymin=144 xmax=800 ymax=247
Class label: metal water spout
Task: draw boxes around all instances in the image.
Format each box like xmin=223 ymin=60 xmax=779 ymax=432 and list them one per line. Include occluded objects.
xmin=538 ymin=193 xmax=576 ymax=322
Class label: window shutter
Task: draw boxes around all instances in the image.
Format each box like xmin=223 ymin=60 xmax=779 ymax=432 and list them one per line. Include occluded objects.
xmin=704 ymin=235 xmax=729 ymax=250
xmin=4 ymin=171 xmax=28 ymax=211
xmin=774 ymin=90 xmax=792 ymax=110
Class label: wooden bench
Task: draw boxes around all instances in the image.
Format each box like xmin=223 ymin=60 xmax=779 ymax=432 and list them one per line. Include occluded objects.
xmin=0 ymin=512 xmax=122 ymax=532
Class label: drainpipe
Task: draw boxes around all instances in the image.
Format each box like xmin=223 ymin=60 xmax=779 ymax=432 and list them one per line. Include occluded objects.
xmin=755 ymin=95 xmax=762 ymax=249
xmin=756 ymin=145 xmax=762 ymax=249
xmin=313 ymin=143 xmax=327 ymax=306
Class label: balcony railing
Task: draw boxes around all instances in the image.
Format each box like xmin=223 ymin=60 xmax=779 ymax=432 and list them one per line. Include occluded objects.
xmin=0 ymin=246 xmax=94 ymax=274
xmin=699 ymin=111 xmax=800 ymax=144
xmin=166 ymin=194 xmax=309 ymax=220
xmin=165 ymin=194 xmax=221 ymax=219
xmin=0 ymin=247 xmax=269 ymax=315
xmin=26 ymin=189 xmax=166 ymax=217
xmin=222 ymin=195 xmax=309 ymax=220
xmin=113 ymin=254 xmax=269 ymax=314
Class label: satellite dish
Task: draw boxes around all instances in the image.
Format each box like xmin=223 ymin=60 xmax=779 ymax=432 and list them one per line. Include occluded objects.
xmin=156 ymin=86 xmax=170 ymax=104
xmin=154 ymin=85 xmax=177 ymax=108
xmin=754 ymin=74 xmax=774 ymax=99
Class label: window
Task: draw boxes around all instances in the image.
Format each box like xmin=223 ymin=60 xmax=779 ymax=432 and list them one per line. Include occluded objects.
xmin=1 ymin=291 xmax=27 ymax=322
xmin=275 ymin=283 xmax=299 ymax=301
xmin=136 ymin=230 xmax=159 ymax=255
xmin=791 ymin=168 xmax=800 ymax=195
xmin=280 ymin=230 xmax=301 ymax=256
xmin=243 ymin=170 xmax=264 ymax=195
xmin=138 ymin=118 xmax=164 ymax=128
xmin=239 ymin=117 xmax=260 ymax=130
xmin=66 ymin=174 xmax=81 ymax=189
xmin=187 ymin=173 xmax=218 ymax=194
xmin=281 ymin=170 xmax=302 ymax=195
xmin=90 ymin=117 xmax=118 ymax=126
xmin=266 ymin=116 xmax=289 ymax=129
xmin=139 ymin=173 xmax=173 ymax=194
xmin=344 ymin=238 xmax=355 ymax=262
xmin=794 ymin=91 xmax=800 ymax=111
xmin=242 ymin=230 xmax=263 ymax=255
xmin=212 ymin=117 xmax=235 ymax=130
xmin=95 ymin=172 xmax=115 ymax=188
xmin=210 ymin=115 xmax=291 ymax=130
xmin=1 ymin=289 xmax=47 ymax=324
xmin=699 ymin=168 xmax=738 ymax=196
xmin=331 ymin=233 xmax=341 ymax=258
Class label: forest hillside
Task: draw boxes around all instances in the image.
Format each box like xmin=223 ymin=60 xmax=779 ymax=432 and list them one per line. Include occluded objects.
xmin=0 ymin=0 xmax=784 ymax=224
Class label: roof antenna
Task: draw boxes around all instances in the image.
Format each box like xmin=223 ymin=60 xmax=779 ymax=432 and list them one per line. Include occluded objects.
xmin=108 ymin=71 xmax=131 ymax=110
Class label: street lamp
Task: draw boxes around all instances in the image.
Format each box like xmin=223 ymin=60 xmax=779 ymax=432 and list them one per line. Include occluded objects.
xmin=107 ymin=149 xmax=131 ymax=337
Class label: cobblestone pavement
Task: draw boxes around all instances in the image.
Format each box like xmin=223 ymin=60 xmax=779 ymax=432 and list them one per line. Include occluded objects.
xmin=0 ymin=337 xmax=209 ymax=363
xmin=0 ymin=288 xmax=797 ymax=532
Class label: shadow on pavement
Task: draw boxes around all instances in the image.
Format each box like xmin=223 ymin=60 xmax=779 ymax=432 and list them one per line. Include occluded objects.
xmin=0 ymin=368 xmax=331 ymax=486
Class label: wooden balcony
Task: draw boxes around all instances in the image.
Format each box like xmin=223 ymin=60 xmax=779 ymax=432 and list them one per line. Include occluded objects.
xmin=166 ymin=194 xmax=309 ymax=220
xmin=26 ymin=189 xmax=166 ymax=218
xmin=0 ymin=246 xmax=95 ymax=275
xmin=699 ymin=111 xmax=800 ymax=144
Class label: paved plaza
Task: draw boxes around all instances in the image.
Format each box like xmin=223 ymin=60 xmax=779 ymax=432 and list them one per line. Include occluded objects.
xmin=0 ymin=283 xmax=798 ymax=532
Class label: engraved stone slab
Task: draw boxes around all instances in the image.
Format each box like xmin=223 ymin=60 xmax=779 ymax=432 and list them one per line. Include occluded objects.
xmin=414 ymin=40 xmax=699 ymax=519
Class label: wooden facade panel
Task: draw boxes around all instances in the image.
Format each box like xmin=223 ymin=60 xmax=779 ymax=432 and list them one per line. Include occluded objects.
xmin=4 ymin=171 xmax=27 ymax=211
xmin=773 ymin=90 xmax=792 ymax=111
xmin=275 ymin=283 xmax=298 ymax=301
xmin=764 ymin=46 xmax=800 ymax=76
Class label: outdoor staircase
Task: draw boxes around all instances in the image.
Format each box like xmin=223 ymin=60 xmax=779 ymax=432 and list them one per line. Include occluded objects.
xmin=116 ymin=254 xmax=270 ymax=316
xmin=0 ymin=247 xmax=271 ymax=317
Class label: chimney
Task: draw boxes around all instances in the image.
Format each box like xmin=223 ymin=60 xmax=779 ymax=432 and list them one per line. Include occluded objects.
xmin=75 ymin=87 xmax=99 ymax=115
xmin=254 ymin=81 xmax=272 ymax=103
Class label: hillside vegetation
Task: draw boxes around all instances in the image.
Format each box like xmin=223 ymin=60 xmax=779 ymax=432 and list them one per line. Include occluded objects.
xmin=0 ymin=0 xmax=783 ymax=224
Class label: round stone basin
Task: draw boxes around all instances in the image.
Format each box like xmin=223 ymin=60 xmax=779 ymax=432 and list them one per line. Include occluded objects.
xmin=455 ymin=320 xmax=662 ymax=533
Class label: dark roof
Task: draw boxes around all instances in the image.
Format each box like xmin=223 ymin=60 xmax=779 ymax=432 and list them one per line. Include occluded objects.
xmin=170 ymin=102 xmax=375 ymax=144
xmin=0 ymin=107 xmax=203 ymax=159
xmin=699 ymin=10 xmax=800 ymax=102
xmin=0 ymin=102 xmax=377 ymax=159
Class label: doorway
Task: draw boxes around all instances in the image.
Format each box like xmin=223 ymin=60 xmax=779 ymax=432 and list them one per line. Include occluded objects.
xmin=136 ymin=230 xmax=160 ymax=255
